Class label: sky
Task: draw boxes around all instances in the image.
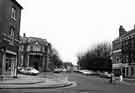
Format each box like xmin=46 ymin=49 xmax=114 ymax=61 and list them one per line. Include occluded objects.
xmin=17 ymin=0 xmax=135 ymax=65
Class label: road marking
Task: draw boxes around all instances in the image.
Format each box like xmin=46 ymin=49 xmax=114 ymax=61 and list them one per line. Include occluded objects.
xmin=80 ymin=92 xmax=88 ymax=93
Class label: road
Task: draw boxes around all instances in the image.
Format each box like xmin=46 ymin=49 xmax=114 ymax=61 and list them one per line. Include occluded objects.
xmin=0 ymin=72 xmax=135 ymax=93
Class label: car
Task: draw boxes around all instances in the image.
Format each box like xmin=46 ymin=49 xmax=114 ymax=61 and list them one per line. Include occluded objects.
xmin=17 ymin=67 xmax=24 ymax=73
xmin=73 ymin=69 xmax=80 ymax=73
xmin=104 ymin=72 xmax=111 ymax=78
xmin=54 ymin=68 xmax=63 ymax=73
xmin=99 ymin=71 xmax=111 ymax=78
xmin=62 ymin=68 xmax=67 ymax=72
xmin=18 ymin=67 xmax=40 ymax=75
xmin=79 ymin=70 xmax=94 ymax=75
xmin=54 ymin=68 xmax=67 ymax=73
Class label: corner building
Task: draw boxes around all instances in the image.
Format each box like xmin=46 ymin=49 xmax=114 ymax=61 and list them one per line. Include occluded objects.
xmin=112 ymin=25 xmax=135 ymax=78
xmin=19 ymin=34 xmax=52 ymax=72
xmin=0 ymin=0 xmax=23 ymax=78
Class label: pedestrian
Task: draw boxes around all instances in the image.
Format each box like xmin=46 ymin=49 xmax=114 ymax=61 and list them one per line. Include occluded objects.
xmin=110 ymin=73 xmax=114 ymax=83
xmin=120 ymin=75 xmax=123 ymax=82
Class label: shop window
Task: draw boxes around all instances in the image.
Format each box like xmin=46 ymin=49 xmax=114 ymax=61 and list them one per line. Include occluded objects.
xmin=5 ymin=58 xmax=11 ymax=72
xmin=131 ymin=67 xmax=134 ymax=76
xmin=126 ymin=68 xmax=128 ymax=76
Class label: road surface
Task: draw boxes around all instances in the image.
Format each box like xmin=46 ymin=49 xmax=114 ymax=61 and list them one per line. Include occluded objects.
xmin=0 ymin=72 xmax=135 ymax=93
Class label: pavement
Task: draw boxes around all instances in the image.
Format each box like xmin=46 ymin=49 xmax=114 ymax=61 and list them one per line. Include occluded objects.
xmin=0 ymin=73 xmax=74 ymax=89
xmin=120 ymin=78 xmax=135 ymax=85
xmin=109 ymin=76 xmax=135 ymax=85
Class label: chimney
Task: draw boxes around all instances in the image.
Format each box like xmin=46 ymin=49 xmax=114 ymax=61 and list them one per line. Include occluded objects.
xmin=119 ymin=25 xmax=127 ymax=37
xmin=134 ymin=25 xmax=135 ymax=30
xmin=23 ymin=33 xmax=26 ymax=37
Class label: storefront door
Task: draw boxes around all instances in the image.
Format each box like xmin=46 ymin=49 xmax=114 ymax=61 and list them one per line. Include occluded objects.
xmin=5 ymin=56 xmax=16 ymax=76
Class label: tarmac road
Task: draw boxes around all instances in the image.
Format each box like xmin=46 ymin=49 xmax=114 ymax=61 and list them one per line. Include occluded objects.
xmin=0 ymin=72 xmax=135 ymax=93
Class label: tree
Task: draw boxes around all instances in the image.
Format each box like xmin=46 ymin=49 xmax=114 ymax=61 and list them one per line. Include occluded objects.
xmin=50 ymin=48 xmax=63 ymax=68
xmin=77 ymin=42 xmax=112 ymax=72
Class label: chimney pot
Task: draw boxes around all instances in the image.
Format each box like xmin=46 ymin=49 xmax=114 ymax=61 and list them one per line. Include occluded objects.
xmin=23 ymin=33 xmax=26 ymax=37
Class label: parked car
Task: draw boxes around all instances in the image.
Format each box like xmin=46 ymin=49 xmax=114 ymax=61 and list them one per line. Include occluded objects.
xmin=18 ymin=67 xmax=40 ymax=75
xmin=73 ymin=69 xmax=80 ymax=73
xmin=104 ymin=72 xmax=111 ymax=78
xmin=99 ymin=71 xmax=111 ymax=78
xmin=79 ymin=70 xmax=94 ymax=75
xmin=62 ymin=68 xmax=67 ymax=72
xmin=54 ymin=68 xmax=63 ymax=73
xmin=54 ymin=68 xmax=67 ymax=73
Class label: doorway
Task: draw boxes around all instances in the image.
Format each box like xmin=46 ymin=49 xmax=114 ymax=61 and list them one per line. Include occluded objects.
xmin=29 ymin=55 xmax=42 ymax=71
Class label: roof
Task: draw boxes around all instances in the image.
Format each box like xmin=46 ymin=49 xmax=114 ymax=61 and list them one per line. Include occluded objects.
xmin=112 ymin=37 xmax=120 ymax=43
xmin=21 ymin=36 xmax=48 ymax=46
xmin=113 ymin=28 xmax=135 ymax=42
xmin=11 ymin=0 xmax=23 ymax=9
xmin=120 ymin=29 xmax=135 ymax=38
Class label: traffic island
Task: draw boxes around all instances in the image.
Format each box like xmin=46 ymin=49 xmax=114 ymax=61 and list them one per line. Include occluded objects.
xmin=0 ymin=74 xmax=74 ymax=89
xmin=0 ymin=80 xmax=74 ymax=89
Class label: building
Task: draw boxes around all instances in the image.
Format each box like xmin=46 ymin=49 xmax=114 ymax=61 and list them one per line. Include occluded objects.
xmin=63 ymin=62 xmax=73 ymax=72
xmin=0 ymin=0 xmax=23 ymax=78
xmin=112 ymin=25 xmax=135 ymax=78
xmin=19 ymin=34 xmax=52 ymax=72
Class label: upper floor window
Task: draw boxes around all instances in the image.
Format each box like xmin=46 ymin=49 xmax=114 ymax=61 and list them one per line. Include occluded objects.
xmin=11 ymin=7 xmax=16 ymax=20
xmin=31 ymin=45 xmax=40 ymax=52
xmin=42 ymin=47 xmax=45 ymax=52
xmin=19 ymin=45 xmax=24 ymax=51
xmin=8 ymin=26 xmax=15 ymax=45
xmin=27 ymin=45 xmax=31 ymax=51
xmin=9 ymin=27 xmax=15 ymax=38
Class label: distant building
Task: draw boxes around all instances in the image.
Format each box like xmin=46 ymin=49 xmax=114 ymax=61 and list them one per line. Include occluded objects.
xmin=19 ymin=34 xmax=52 ymax=72
xmin=63 ymin=62 xmax=73 ymax=72
xmin=0 ymin=0 xmax=23 ymax=78
xmin=112 ymin=25 xmax=135 ymax=78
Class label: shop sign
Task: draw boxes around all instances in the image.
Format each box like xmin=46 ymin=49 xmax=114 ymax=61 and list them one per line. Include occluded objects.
xmin=113 ymin=63 xmax=122 ymax=68
xmin=30 ymin=52 xmax=43 ymax=56
xmin=3 ymin=33 xmax=14 ymax=45
xmin=113 ymin=63 xmax=128 ymax=68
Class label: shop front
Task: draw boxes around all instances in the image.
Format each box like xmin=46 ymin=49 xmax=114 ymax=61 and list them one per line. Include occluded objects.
xmin=0 ymin=48 xmax=18 ymax=78
xmin=113 ymin=63 xmax=128 ymax=77
xmin=5 ymin=52 xmax=17 ymax=77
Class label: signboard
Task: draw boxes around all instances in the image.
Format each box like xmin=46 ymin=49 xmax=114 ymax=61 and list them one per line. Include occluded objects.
xmin=113 ymin=63 xmax=128 ymax=68
xmin=113 ymin=63 xmax=122 ymax=68
xmin=3 ymin=33 xmax=14 ymax=46
xmin=30 ymin=52 xmax=43 ymax=56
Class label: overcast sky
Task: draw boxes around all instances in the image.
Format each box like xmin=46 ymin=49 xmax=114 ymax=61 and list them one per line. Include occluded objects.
xmin=17 ymin=0 xmax=135 ymax=65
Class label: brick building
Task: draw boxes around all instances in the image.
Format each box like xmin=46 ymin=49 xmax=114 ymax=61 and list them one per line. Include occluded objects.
xmin=0 ymin=0 xmax=23 ymax=78
xmin=19 ymin=34 xmax=52 ymax=72
xmin=112 ymin=25 xmax=135 ymax=78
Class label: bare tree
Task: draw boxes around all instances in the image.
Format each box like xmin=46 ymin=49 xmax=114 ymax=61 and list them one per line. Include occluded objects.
xmin=77 ymin=41 xmax=112 ymax=71
xmin=50 ymin=48 xmax=63 ymax=68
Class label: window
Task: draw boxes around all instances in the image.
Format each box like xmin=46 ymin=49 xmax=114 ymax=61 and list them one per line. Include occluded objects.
xmin=11 ymin=7 xmax=16 ymax=20
xmin=9 ymin=26 xmax=15 ymax=45
xmin=27 ymin=45 xmax=31 ymax=51
xmin=42 ymin=47 xmax=45 ymax=52
xmin=19 ymin=45 xmax=24 ymax=51
xmin=9 ymin=27 xmax=15 ymax=38
xmin=32 ymin=46 xmax=41 ymax=52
